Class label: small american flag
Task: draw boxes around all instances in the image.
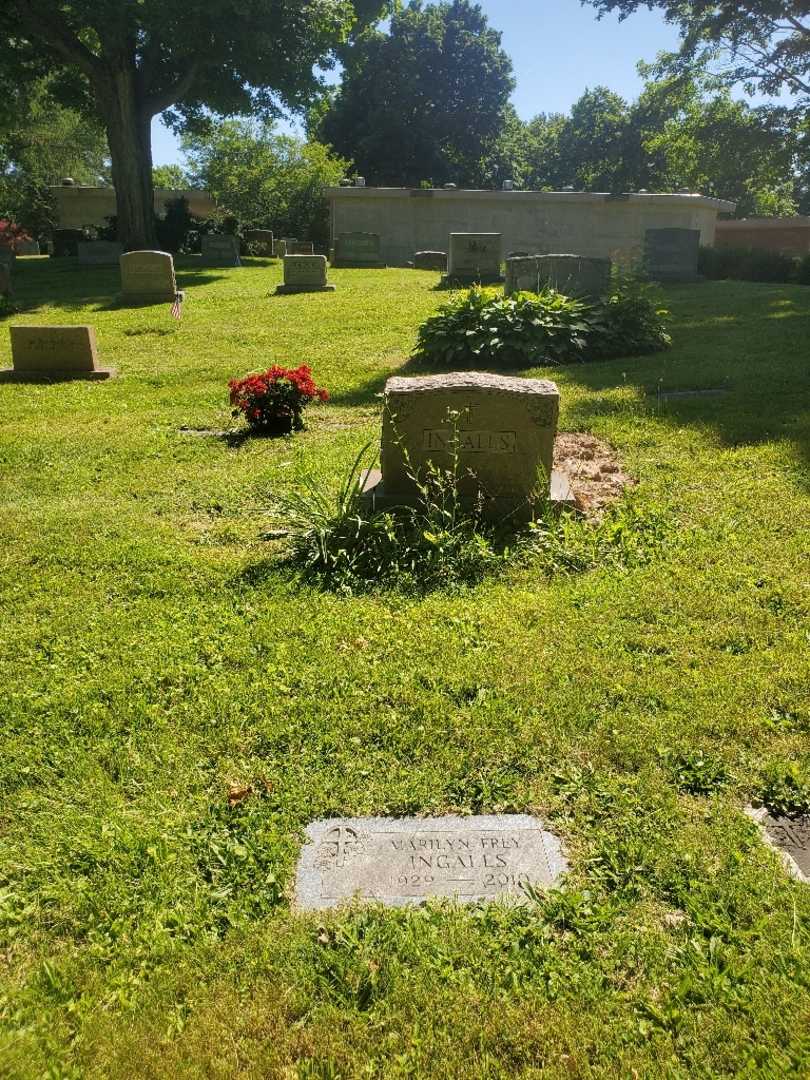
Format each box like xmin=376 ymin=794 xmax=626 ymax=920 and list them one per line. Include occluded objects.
xmin=170 ymin=290 xmax=184 ymax=320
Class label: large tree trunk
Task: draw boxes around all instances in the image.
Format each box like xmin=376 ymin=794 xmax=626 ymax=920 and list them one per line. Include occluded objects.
xmin=101 ymin=68 xmax=156 ymax=250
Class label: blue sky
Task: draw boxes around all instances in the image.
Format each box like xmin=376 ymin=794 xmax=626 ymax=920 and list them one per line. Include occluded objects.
xmin=152 ymin=0 xmax=684 ymax=165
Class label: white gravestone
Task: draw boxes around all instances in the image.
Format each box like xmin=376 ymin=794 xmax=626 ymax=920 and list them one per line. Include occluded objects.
xmin=275 ymin=255 xmax=335 ymax=294
xmin=295 ymin=815 xmax=568 ymax=910
xmin=0 ymin=325 xmax=115 ymax=382
xmin=119 ymin=250 xmax=178 ymax=303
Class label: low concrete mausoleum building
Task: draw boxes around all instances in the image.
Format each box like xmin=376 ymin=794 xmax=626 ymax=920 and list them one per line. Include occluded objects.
xmin=51 ymin=184 xmax=215 ymax=231
xmin=328 ymin=187 xmax=735 ymax=267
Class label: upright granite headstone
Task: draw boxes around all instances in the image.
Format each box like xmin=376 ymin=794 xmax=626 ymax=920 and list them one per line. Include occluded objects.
xmin=536 ymin=254 xmax=612 ymax=298
xmin=201 ymin=234 xmax=240 ymax=267
xmin=504 ymin=256 xmax=541 ymax=296
xmin=119 ymin=250 xmax=177 ymax=303
xmin=361 ymin=371 xmax=571 ymax=517
xmin=275 ymin=255 xmax=335 ymax=294
xmin=333 ymin=232 xmax=383 ymax=268
xmin=15 ymin=240 xmax=40 ymax=256
xmin=285 ymin=240 xmax=315 ymax=255
xmin=644 ymin=228 xmax=701 ymax=283
xmin=295 ymin=815 xmax=568 ymax=909
xmin=78 ymin=241 xmax=123 ymax=266
xmin=414 ymin=250 xmax=448 ymax=272
xmin=446 ymin=233 xmax=502 ymax=283
xmin=244 ymin=229 xmax=274 ymax=255
xmin=0 ymin=325 xmax=115 ymax=382
xmin=276 ymin=239 xmax=293 ymax=259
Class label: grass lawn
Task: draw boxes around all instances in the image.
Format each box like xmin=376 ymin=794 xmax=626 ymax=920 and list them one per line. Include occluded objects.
xmin=1 ymin=257 xmax=808 ymax=1078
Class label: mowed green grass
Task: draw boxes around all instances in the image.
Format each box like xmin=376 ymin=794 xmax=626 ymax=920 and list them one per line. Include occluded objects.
xmin=0 ymin=257 xmax=808 ymax=1078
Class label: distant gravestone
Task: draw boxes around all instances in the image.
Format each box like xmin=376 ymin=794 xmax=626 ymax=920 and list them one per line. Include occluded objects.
xmin=333 ymin=232 xmax=383 ymax=267
xmin=119 ymin=250 xmax=177 ymax=303
xmin=244 ymin=229 xmax=274 ymax=255
xmin=446 ymin=233 xmax=502 ymax=282
xmin=361 ymin=371 xmax=571 ymax=517
xmin=78 ymin=241 xmax=123 ymax=266
xmin=201 ymin=233 xmax=241 ymax=267
xmin=414 ymin=251 xmax=447 ymax=272
xmin=0 ymin=325 xmax=115 ymax=382
xmin=275 ymin=254 xmax=335 ymax=294
xmin=536 ymin=254 xmax=612 ymax=298
xmin=644 ymin=228 xmax=701 ymax=283
xmin=285 ymin=240 xmax=314 ymax=255
xmin=295 ymin=815 xmax=568 ymax=910
xmin=15 ymin=240 xmax=40 ymax=256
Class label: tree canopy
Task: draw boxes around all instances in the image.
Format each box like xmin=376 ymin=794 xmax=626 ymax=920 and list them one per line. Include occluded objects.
xmin=317 ymin=0 xmax=515 ymax=187
xmin=581 ymin=1 xmax=810 ymax=104
xmin=1 ymin=0 xmax=390 ymax=247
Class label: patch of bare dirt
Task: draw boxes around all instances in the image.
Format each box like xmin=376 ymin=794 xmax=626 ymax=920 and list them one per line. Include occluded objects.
xmin=554 ymin=432 xmax=635 ymax=518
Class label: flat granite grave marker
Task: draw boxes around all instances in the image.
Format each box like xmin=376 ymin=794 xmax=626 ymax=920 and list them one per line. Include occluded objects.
xmin=201 ymin=234 xmax=240 ymax=267
xmin=333 ymin=232 xmax=383 ymax=268
xmin=362 ymin=371 xmax=572 ymax=517
xmin=644 ymin=228 xmax=701 ymax=283
xmin=275 ymin=254 xmax=335 ymax=294
xmin=295 ymin=815 xmax=568 ymax=909
xmin=119 ymin=250 xmax=178 ymax=303
xmin=446 ymin=233 xmax=502 ymax=283
xmin=746 ymin=807 xmax=809 ymax=883
xmin=78 ymin=241 xmax=123 ymax=266
xmin=0 ymin=325 xmax=115 ymax=382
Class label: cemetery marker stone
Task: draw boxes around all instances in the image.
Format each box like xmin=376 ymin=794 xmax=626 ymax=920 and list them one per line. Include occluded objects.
xmin=333 ymin=232 xmax=383 ymax=267
xmin=644 ymin=228 xmax=701 ymax=283
xmin=120 ymin=250 xmax=178 ymax=303
xmin=78 ymin=241 xmax=123 ymax=266
xmin=0 ymin=325 xmax=115 ymax=381
xmin=201 ymin=234 xmax=240 ymax=267
xmin=275 ymin=255 xmax=335 ymax=294
xmin=414 ymin=250 xmax=448 ymax=272
xmin=295 ymin=815 xmax=567 ymax=910
xmin=446 ymin=233 xmax=502 ymax=282
xmin=244 ymin=229 xmax=274 ymax=255
xmin=15 ymin=240 xmax=40 ymax=256
xmin=747 ymin=807 xmax=810 ymax=883
xmin=536 ymin=254 xmax=611 ymax=298
xmin=362 ymin=371 xmax=573 ymax=516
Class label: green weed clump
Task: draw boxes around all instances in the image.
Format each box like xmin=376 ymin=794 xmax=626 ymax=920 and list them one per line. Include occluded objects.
xmin=759 ymin=761 xmax=810 ymax=817
xmin=413 ymin=280 xmax=670 ymax=367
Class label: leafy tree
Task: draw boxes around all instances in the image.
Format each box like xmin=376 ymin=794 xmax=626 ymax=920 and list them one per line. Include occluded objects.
xmin=183 ymin=121 xmax=348 ymax=244
xmin=152 ymin=164 xmax=191 ymax=190
xmin=318 ymin=0 xmax=515 ymax=187
xmin=581 ymin=0 xmax=809 ymax=103
xmin=0 ymin=77 xmax=109 ymax=235
xmin=1 ymin=1 xmax=390 ymax=249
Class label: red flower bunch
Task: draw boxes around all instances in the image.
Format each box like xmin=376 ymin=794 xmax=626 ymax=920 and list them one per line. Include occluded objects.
xmin=0 ymin=220 xmax=32 ymax=252
xmin=228 ymin=365 xmax=329 ymax=434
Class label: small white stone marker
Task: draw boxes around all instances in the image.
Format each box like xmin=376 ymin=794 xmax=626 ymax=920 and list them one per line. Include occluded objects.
xmin=295 ymin=814 xmax=567 ymax=910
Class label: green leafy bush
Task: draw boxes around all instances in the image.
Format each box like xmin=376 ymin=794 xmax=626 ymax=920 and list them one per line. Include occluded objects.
xmin=698 ymin=245 xmax=801 ymax=284
xmin=413 ymin=282 xmax=670 ymax=367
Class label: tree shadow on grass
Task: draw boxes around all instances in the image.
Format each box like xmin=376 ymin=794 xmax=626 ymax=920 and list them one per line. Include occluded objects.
xmin=555 ymin=282 xmax=810 ymax=482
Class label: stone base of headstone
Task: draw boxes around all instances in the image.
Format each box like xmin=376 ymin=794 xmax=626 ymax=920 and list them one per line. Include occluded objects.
xmin=274 ymin=283 xmax=336 ymax=294
xmin=359 ymin=466 xmax=574 ymax=519
xmin=0 ymin=366 xmax=116 ymax=383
